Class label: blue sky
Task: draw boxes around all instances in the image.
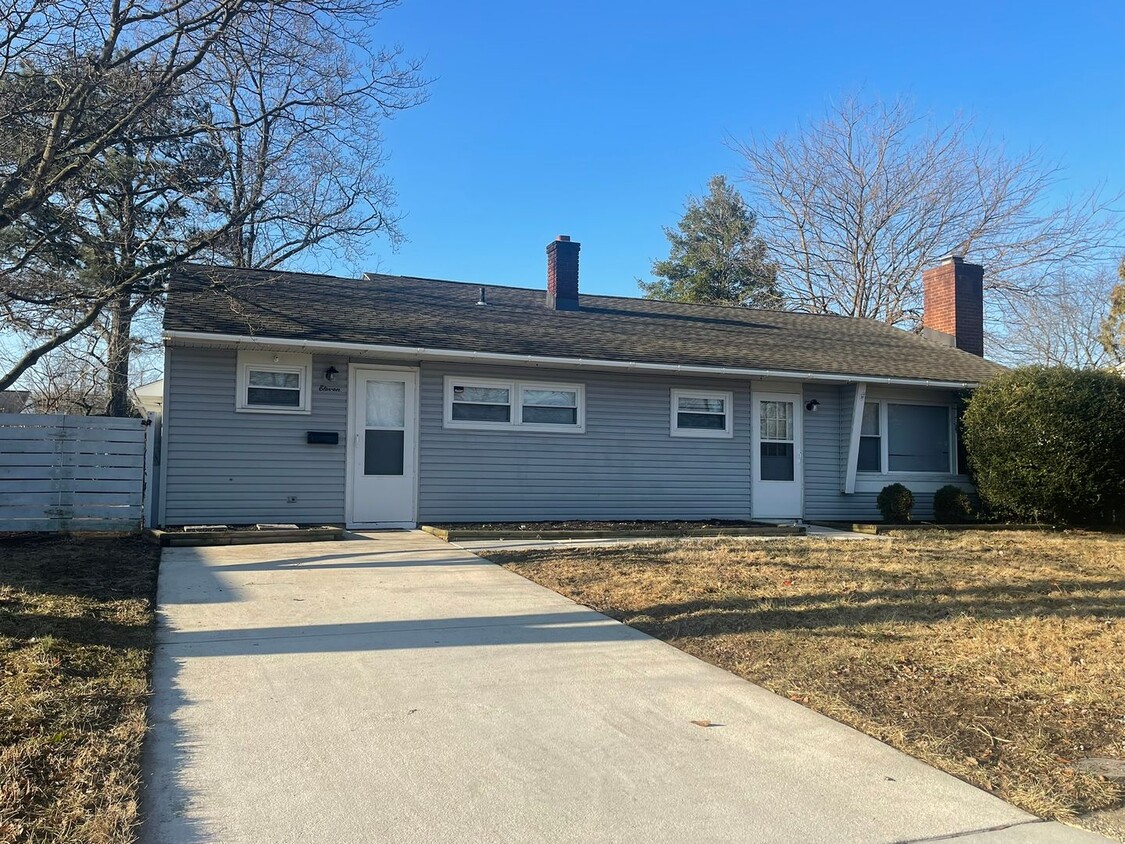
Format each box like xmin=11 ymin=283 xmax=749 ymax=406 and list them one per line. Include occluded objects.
xmin=359 ymin=0 xmax=1124 ymax=297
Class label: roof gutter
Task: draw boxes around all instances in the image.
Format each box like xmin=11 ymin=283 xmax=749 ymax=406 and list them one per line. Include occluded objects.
xmin=162 ymin=329 xmax=982 ymax=389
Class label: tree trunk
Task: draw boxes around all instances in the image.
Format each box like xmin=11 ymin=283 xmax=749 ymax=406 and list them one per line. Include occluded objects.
xmin=104 ymin=290 xmax=134 ymax=417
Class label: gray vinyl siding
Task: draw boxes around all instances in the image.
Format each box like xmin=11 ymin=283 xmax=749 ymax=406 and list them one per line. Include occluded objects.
xmin=802 ymin=383 xmax=972 ymax=522
xmin=162 ymin=344 xmax=973 ymax=526
xmin=162 ymin=346 xmax=352 ymax=525
xmin=417 ymin=363 xmax=751 ymax=522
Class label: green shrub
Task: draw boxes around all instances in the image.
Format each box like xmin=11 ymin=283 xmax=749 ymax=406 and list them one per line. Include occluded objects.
xmin=933 ymin=484 xmax=975 ymax=524
xmin=877 ymin=483 xmax=914 ymax=523
xmin=961 ymin=366 xmax=1125 ymax=525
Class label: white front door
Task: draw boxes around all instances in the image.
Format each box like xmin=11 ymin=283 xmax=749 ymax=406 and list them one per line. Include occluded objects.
xmin=751 ymin=391 xmax=804 ymax=520
xmin=348 ymin=367 xmax=418 ymax=527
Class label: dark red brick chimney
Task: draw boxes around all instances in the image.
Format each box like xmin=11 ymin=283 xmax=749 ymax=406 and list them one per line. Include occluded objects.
xmin=922 ymin=255 xmax=984 ymax=356
xmin=546 ymin=235 xmax=580 ymax=311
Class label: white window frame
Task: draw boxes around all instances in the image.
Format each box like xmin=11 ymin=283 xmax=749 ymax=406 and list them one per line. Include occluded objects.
xmin=857 ymin=400 xmax=882 ymax=473
xmin=670 ymin=389 xmax=734 ymax=439
xmin=442 ymin=376 xmax=586 ymax=433
xmin=856 ymin=399 xmax=956 ymax=475
xmin=517 ymin=381 xmax=586 ymax=433
xmin=235 ymin=350 xmax=312 ymax=414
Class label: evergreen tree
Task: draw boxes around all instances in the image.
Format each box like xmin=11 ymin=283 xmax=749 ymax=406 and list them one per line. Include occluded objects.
xmin=1099 ymin=259 xmax=1125 ymax=365
xmin=640 ymin=175 xmax=780 ymax=308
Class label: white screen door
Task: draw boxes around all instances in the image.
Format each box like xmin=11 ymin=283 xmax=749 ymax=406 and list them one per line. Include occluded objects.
xmin=349 ymin=368 xmax=417 ymax=527
xmin=751 ymin=392 xmax=803 ymax=519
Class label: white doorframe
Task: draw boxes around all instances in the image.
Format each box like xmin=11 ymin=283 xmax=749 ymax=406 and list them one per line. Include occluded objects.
xmin=751 ymin=390 xmax=805 ymax=520
xmin=345 ymin=364 xmax=421 ymax=529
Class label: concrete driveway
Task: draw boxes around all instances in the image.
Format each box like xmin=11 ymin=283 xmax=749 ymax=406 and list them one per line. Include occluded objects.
xmin=141 ymin=531 xmax=1108 ymax=843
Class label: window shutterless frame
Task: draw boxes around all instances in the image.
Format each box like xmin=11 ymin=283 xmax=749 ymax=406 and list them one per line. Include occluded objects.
xmin=856 ymin=400 xmax=956 ymax=475
xmin=670 ymin=389 xmax=734 ymax=438
xmin=517 ymin=382 xmax=585 ymax=432
xmin=442 ymin=376 xmax=586 ymax=433
xmin=235 ymin=350 xmax=312 ymax=414
xmin=447 ymin=377 xmax=513 ymax=428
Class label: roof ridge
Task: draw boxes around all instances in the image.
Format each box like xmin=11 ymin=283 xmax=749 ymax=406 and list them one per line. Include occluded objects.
xmin=185 ymin=263 xmax=887 ymax=326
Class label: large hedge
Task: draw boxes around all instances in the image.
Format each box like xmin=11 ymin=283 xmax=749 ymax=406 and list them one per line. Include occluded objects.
xmin=961 ymin=366 xmax=1125 ymax=524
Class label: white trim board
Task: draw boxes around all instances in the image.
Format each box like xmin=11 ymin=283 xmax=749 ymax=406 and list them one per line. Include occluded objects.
xmin=843 ymin=383 xmax=867 ymax=494
xmin=164 ymin=329 xmax=983 ymax=389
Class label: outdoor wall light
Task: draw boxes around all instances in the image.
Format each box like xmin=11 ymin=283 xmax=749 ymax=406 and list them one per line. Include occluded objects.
xmin=325 ymin=366 xmax=340 ymax=382
xmin=805 ymin=399 xmax=821 ymax=413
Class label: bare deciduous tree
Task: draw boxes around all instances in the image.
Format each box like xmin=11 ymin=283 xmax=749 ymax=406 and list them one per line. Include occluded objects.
xmin=198 ymin=2 xmax=424 ymax=269
xmin=22 ymin=337 xmax=109 ymax=415
xmin=733 ymin=96 xmax=1121 ymax=335
xmin=994 ymin=268 xmax=1117 ymax=368
xmin=0 ymin=0 xmax=426 ymax=413
xmin=0 ymin=0 xmax=258 ymax=231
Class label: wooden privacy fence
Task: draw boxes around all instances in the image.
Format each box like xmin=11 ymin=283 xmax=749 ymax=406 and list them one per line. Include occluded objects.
xmin=0 ymin=414 xmax=148 ymax=532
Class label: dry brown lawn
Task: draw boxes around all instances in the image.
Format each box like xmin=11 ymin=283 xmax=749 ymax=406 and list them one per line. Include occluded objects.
xmin=0 ymin=534 xmax=160 ymax=844
xmin=491 ymin=530 xmax=1125 ymax=825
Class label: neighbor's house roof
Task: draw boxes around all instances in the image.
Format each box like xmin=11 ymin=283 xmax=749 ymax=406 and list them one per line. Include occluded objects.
xmin=163 ymin=264 xmax=1003 ymax=386
xmin=131 ymin=379 xmax=164 ymax=414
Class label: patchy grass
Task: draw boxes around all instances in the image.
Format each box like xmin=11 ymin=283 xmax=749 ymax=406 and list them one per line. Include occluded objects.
xmin=491 ymin=531 xmax=1125 ymax=825
xmin=0 ymin=534 xmax=160 ymax=844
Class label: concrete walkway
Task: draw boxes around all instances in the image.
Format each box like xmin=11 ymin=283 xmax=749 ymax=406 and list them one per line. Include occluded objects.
xmin=141 ymin=531 xmax=1108 ymax=844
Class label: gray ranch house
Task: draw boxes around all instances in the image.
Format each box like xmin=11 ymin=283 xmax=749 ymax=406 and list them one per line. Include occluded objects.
xmin=156 ymin=237 xmax=1001 ymax=528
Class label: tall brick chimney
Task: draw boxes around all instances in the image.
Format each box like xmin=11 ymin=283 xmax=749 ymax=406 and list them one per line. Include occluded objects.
xmin=922 ymin=255 xmax=984 ymax=356
xmin=546 ymin=235 xmax=580 ymax=311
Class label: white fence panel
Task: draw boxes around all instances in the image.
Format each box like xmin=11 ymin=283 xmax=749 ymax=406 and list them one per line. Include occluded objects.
xmin=0 ymin=413 xmax=147 ymax=532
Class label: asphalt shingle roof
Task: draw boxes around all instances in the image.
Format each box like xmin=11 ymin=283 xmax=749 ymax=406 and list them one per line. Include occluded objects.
xmin=163 ymin=264 xmax=1004 ymax=384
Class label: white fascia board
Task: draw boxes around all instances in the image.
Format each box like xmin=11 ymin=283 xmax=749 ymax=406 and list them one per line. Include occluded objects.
xmin=162 ymin=329 xmax=981 ymax=390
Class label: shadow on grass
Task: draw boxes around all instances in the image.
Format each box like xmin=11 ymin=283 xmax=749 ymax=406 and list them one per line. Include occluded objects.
xmin=0 ymin=533 xmax=159 ymax=603
xmin=493 ymin=541 xmax=1125 ymax=636
xmin=625 ymin=576 xmax=1125 ymax=634
xmin=621 ymin=578 xmax=1125 ymax=637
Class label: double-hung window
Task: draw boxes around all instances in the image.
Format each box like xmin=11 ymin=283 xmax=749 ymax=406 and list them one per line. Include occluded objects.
xmin=857 ymin=400 xmax=953 ymax=474
xmin=858 ymin=402 xmax=882 ymax=472
xmin=450 ymin=383 xmax=512 ymax=423
xmin=520 ymin=385 xmax=580 ymax=427
xmin=235 ymin=351 xmax=311 ymax=413
xmin=444 ymin=377 xmax=585 ymax=432
xmin=671 ymin=389 xmax=733 ymax=438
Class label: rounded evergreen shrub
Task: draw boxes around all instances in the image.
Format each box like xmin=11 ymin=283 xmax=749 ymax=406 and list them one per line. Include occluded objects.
xmin=877 ymin=483 xmax=914 ymax=523
xmin=933 ymin=484 xmax=975 ymax=524
xmin=961 ymin=366 xmax=1125 ymax=524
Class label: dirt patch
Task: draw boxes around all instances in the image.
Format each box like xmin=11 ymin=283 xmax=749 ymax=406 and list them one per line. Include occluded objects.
xmin=0 ymin=532 xmax=160 ymax=843
xmin=490 ymin=530 xmax=1125 ymax=831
